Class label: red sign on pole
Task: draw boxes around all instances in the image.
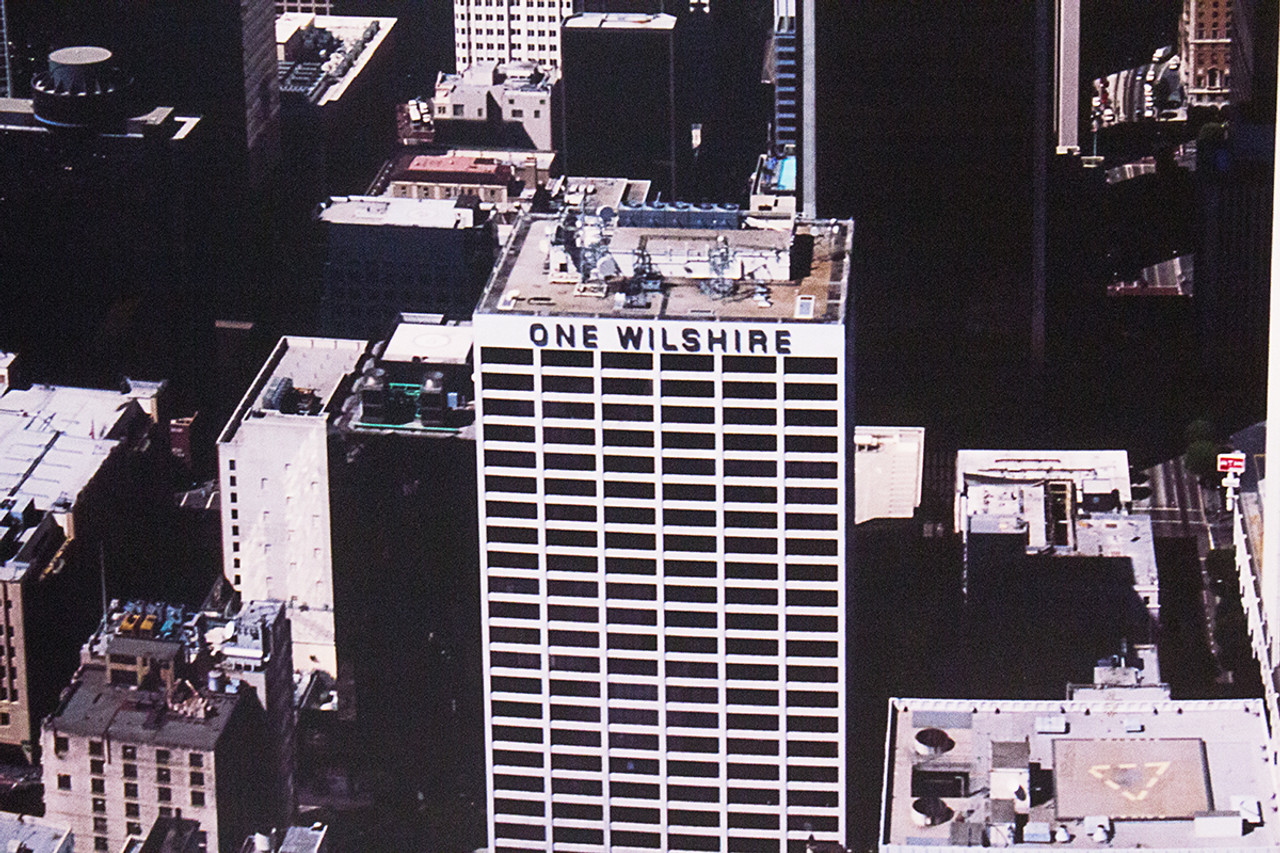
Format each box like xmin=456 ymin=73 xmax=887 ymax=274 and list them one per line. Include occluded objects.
xmin=1217 ymin=452 xmax=1247 ymax=473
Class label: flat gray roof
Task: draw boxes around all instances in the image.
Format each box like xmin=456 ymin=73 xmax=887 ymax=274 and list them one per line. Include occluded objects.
xmin=883 ymin=697 xmax=1278 ymax=850
xmin=47 ymin=667 xmax=244 ymax=750
xmin=0 ymin=813 xmax=70 ymax=853
xmin=318 ymin=196 xmax=475 ymax=229
xmin=476 ymin=214 xmax=849 ymax=323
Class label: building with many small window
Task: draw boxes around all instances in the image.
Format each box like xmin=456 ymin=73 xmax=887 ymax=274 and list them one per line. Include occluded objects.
xmin=454 ymin=0 xmax=576 ymax=71
xmin=1180 ymin=0 xmax=1234 ymax=106
xmin=41 ymin=664 xmax=274 ymax=853
xmin=473 ymin=208 xmax=851 ymax=852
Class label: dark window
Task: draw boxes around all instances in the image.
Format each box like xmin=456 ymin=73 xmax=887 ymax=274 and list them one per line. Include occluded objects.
xmin=787 ymin=764 xmax=838 ymax=782
xmin=786 ymin=512 xmax=838 ymax=530
xmin=728 ymin=812 xmax=779 ymax=829
xmin=487 ymin=500 xmax=537 ymax=519
xmin=550 ymin=679 xmax=599 ymax=698
xmin=191 ymin=790 xmax=206 ymax=806
xmin=544 ymin=401 xmax=594 ymax=419
xmin=546 ymin=503 xmax=595 ymax=521
xmin=604 ymin=455 xmax=654 ymax=473
xmin=784 ymin=383 xmax=837 ymax=400
xmin=124 ymin=782 xmax=138 ymax=799
xmin=725 ymin=460 xmax=776 ymax=477
xmin=547 ymin=553 xmax=597 ymax=572
xmin=786 ymin=461 xmax=838 ymax=479
xmin=612 ymin=805 xmax=660 ymax=823
xmin=725 ymin=433 xmax=775 ymax=450
xmin=727 ymin=638 xmax=778 ymax=656
xmin=724 ymin=408 xmax=776 ymax=425
xmin=787 ymin=538 xmax=839 ymax=556
xmin=667 ymin=611 xmax=718 ymax=629
xmin=785 ymin=486 xmax=837 ymax=504
xmin=723 ymin=355 xmax=776 ymax=372
xmin=663 ymin=431 xmax=716 ymax=450
xmin=552 ymin=802 xmax=602 ymax=820
xmin=544 ymin=426 xmax=594 ymax=444
xmin=785 ymin=409 xmax=837 ymax=427
xmin=604 ymin=653 xmax=655 ymax=676
xmin=727 ymin=612 xmax=777 ymax=630
xmin=784 ymin=356 xmax=837 ymax=374
xmin=613 ymin=780 xmax=660 ymax=799
xmin=488 ymin=526 xmax=538 ymax=544
xmin=665 ymin=534 xmax=716 ymax=552
xmin=785 ymin=434 xmax=837 ymax=452
xmin=486 ymin=424 xmax=535 ymax=442
xmin=541 ymin=350 xmax=593 ymax=367
xmin=606 ymin=581 xmax=656 ymax=599
xmin=665 ymin=585 xmax=717 ymax=603
xmin=727 ymin=587 xmax=777 ymax=605
xmin=494 ymin=774 xmax=544 ymax=792
xmin=724 ymin=511 xmax=776 ymax=528
xmin=548 ymin=630 xmax=597 ymax=647
xmin=662 ymin=379 xmax=714 ymax=397
xmin=543 ymin=375 xmax=593 ymax=393
xmin=482 ymin=347 xmax=534 ymax=365
xmin=606 ymin=480 xmax=656 ymax=499
xmin=724 ymin=485 xmax=776 ymax=503
xmin=551 ymin=655 xmax=599 ymax=672
xmin=489 ymin=601 xmax=539 ymax=620
xmin=483 ymin=372 xmax=534 ymax=391
xmin=547 ymin=604 xmax=597 ymax=622
xmin=484 ymin=398 xmax=534 ymax=417
xmin=667 ymin=636 xmax=718 ymax=654
xmin=611 ymin=708 xmax=659 ymax=726
xmin=786 ymin=666 xmax=839 ymax=685
xmin=726 ymin=536 xmax=777 ymax=554
xmin=91 ymin=779 xmax=105 ymax=794
xmin=661 ymin=354 xmax=713 ymax=371
xmin=662 ymin=406 xmax=714 ymax=424
xmin=548 ymin=579 xmax=597 ymax=597
xmin=123 ymin=764 xmax=138 ymax=779
xmin=90 ymin=759 xmax=105 ymax=775
xmin=496 ymin=797 xmax=545 ymax=816
xmin=608 ymin=631 xmax=657 ymax=650
xmin=492 ymin=651 xmax=540 ymax=669
xmin=788 ymin=639 xmax=838 ymax=657
xmin=604 ymin=506 xmax=655 ymax=524
xmin=670 ymin=735 xmax=719 ymax=753
xmin=602 ymin=403 xmax=654 ymax=421
xmin=546 ymin=529 xmax=597 ymax=547
xmin=606 ymin=556 xmax=657 ymax=574
xmin=486 ymin=475 xmax=536 ymax=494
xmin=546 ymin=452 xmax=595 ymax=470
xmin=89 ymin=741 xmax=104 ymax=757
xmin=602 ymin=352 xmax=652 ymax=369
xmin=666 ymin=559 xmax=716 ymax=577
xmin=788 ymin=740 xmax=839 ymax=758
xmin=787 ymin=563 xmax=837 ymax=581
xmin=787 ymin=614 xmax=838 ymax=632
xmin=726 ymin=561 xmax=776 ymax=580
xmin=664 ymin=508 xmax=715 ymax=526
xmin=723 ymin=381 xmax=776 ymax=399
xmin=602 ymin=377 xmax=653 ymax=395
xmin=552 ymin=752 xmax=603 ymax=771
xmin=608 ymin=682 xmax=658 ymax=701
xmin=605 ymin=531 xmax=656 ymax=550
xmin=57 ymin=774 xmax=71 ymax=790
xmin=545 ymin=478 xmax=595 ymax=496
xmin=668 ymin=684 xmax=718 ymax=701
xmin=552 ymin=826 xmax=603 ymax=845
xmin=491 ymin=626 xmax=540 ymax=644
xmin=604 ymin=428 xmax=653 ymax=446
xmin=612 ymin=831 xmax=661 ymax=848
xmin=664 ymin=457 xmax=716 ymax=476
xmin=488 ymin=574 xmax=539 ymax=594
xmin=669 ymin=710 xmax=719 ymax=728
xmin=670 ymin=809 xmax=720 ymax=827
xmin=728 ymin=787 xmax=779 ymax=805
xmin=727 ymin=663 xmax=778 ymax=680
xmin=664 ymin=483 xmax=716 ymax=501
xmin=608 ymin=607 xmax=658 ymax=625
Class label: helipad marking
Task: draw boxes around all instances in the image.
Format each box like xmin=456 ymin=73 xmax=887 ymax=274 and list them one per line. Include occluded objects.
xmin=1087 ymin=761 xmax=1172 ymax=802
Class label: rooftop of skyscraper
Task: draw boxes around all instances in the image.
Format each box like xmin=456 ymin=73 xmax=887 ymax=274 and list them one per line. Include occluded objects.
xmin=477 ymin=212 xmax=850 ymax=323
xmin=275 ymin=14 xmax=395 ymax=106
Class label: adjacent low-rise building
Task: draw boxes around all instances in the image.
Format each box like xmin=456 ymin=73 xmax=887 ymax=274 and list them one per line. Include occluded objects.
xmin=430 ymin=61 xmax=559 ymax=150
xmin=0 ymin=812 xmax=71 ymax=853
xmin=0 ymin=374 xmax=166 ymax=761
xmin=881 ymin=693 xmax=1279 ymax=850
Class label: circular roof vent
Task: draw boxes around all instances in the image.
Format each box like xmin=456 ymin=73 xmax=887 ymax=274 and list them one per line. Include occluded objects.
xmin=914 ymin=727 xmax=956 ymax=756
xmin=911 ymin=797 xmax=954 ymax=827
xmin=31 ymin=46 xmax=134 ymax=129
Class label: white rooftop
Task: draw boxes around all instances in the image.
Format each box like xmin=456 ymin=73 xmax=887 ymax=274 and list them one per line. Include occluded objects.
xmin=564 ymin=12 xmax=677 ymax=30
xmin=318 ymin=196 xmax=476 ymax=229
xmin=854 ymin=426 xmax=925 ymax=524
xmin=0 ymin=812 xmax=71 ymax=853
xmin=883 ymin=696 xmax=1279 ymax=851
xmin=381 ymin=320 xmax=473 ymax=365
xmin=219 ymin=337 xmax=365 ymax=444
xmin=276 ymin=14 xmax=396 ymax=105
xmin=0 ymin=385 xmax=151 ymax=513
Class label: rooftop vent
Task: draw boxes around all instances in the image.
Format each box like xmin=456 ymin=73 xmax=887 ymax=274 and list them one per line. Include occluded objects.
xmin=911 ymin=797 xmax=953 ymax=827
xmin=914 ymin=727 xmax=955 ymax=756
xmin=31 ymin=47 xmax=134 ymax=129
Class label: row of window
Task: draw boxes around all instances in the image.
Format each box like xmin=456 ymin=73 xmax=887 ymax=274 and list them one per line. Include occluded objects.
xmin=484 ymin=477 xmax=839 ymax=502
xmin=483 ymin=427 xmax=836 ymax=456
xmin=483 ymin=402 xmax=839 ymax=428
xmin=489 ymin=561 xmax=837 ymax=582
xmin=495 ymin=826 xmax=836 ymax=852
xmin=484 ymin=373 xmax=839 ymax=400
xmin=64 ymin=739 xmax=204 ymax=766
xmin=482 ymin=348 xmax=838 ymax=374
xmin=60 ymin=774 xmax=207 ymax=807
xmin=485 ymin=455 xmax=838 ymax=480
xmin=490 ymin=581 xmax=836 ymax=604
xmin=487 ymin=501 xmax=839 ymax=526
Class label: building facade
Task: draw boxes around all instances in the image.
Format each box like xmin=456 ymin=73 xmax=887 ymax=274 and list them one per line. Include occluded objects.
xmin=217 ymin=337 xmax=367 ymax=677
xmin=1180 ymin=0 xmax=1234 ymax=107
xmin=474 ymin=211 xmax=851 ymax=852
xmin=453 ymin=0 xmax=576 ymax=71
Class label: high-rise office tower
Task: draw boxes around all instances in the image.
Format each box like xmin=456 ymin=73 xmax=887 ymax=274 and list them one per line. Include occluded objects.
xmin=561 ymin=13 xmax=691 ymax=201
xmin=473 ymin=208 xmax=851 ymax=852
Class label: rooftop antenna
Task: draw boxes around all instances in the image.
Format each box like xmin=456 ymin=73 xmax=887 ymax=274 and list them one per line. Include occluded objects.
xmin=99 ymin=543 xmax=108 ymax=624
